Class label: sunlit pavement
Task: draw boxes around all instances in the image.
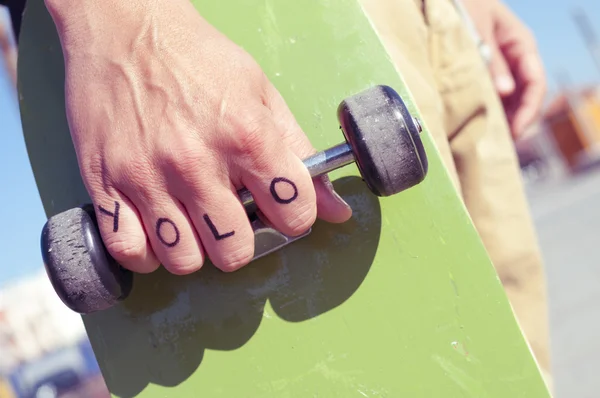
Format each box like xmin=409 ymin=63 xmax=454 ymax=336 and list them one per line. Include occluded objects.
xmin=525 ymin=167 xmax=600 ymax=398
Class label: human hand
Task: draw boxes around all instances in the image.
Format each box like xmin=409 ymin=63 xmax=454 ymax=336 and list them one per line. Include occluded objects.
xmin=45 ymin=0 xmax=352 ymax=274
xmin=462 ymin=0 xmax=546 ymax=139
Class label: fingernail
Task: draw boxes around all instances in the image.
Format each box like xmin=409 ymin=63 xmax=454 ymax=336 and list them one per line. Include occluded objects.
xmin=332 ymin=189 xmax=351 ymax=209
xmin=321 ymin=176 xmax=351 ymax=209
xmin=495 ymin=75 xmax=515 ymax=94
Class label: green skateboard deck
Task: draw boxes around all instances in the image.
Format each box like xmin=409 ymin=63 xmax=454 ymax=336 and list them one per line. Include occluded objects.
xmin=18 ymin=0 xmax=551 ymax=396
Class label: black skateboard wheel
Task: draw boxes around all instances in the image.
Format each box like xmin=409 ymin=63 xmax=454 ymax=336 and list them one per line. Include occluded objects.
xmin=337 ymin=85 xmax=428 ymax=196
xmin=40 ymin=205 xmax=133 ymax=314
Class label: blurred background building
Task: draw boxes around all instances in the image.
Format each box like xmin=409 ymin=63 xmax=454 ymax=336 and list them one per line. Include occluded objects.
xmin=0 ymin=271 xmax=108 ymax=398
xmin=516 ymin=83 xmax=600 ymax=181
xmin=515 ymin=6 xmax=600 ymax=182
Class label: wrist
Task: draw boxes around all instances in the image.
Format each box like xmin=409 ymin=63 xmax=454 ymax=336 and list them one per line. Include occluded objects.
xmin=43 ymin=0 xmax=147 ymax=53
xmin=44 ymin=0 xmax=139 ymax=39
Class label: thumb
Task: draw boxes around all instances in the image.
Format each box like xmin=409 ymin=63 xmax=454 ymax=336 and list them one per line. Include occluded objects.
xmin=488 ymin=41 xmax=516 ymax=97
xmin=266 ymin=84 xmax=353 ymax=224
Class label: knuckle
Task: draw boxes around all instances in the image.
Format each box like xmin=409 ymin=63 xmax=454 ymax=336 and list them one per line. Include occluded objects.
xmin=81 ymin=152 xmax=104 ymax=179
xmin=113 ymin=155 xmax=159 ymax=201
xmin=155 ymin=143 xmax=221 ymax=197
xmin=104 ymin=234 xmax=147 ymax=262
xmin=230 ymin=109 xmax=271 ymax=158
xmin=163 ymin=253 xmax=204 ymax=275
xmin=284 ymin=200 xmax=317 ymax=235
xmin=232 ymin=55 xmax=270 ymax=94
xmin=215 ymin=244 xmax=254 ymax=273
xmin=161 ymin=145 xmax=204 ymax=178
xmin=119 ymin=156 xmax=151 ymax=183
xmin=284 ymin=132 xmax=316 ymax=159
xmin=79 ymin=152 xmax=109 ymax=194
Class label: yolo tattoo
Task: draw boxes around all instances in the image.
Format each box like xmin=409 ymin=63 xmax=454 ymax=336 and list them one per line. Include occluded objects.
xmin=156 ymin=218 xmax=181 ymax=247
xmin=270 ymin=177 xmax=298 ymax=204
xmin=98 ymin=201 xmax=120 ymax=232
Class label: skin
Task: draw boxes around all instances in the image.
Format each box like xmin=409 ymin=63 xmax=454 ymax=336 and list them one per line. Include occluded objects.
xmin=41 ymin=0 xmax=542 ymax=277
xmin=44 ymin=0 xmax=352 ymax=275
xmin=462 ymin=0 xmax=547 ymax=140
xmin=0 ymin=6 xmax=17 ymax=86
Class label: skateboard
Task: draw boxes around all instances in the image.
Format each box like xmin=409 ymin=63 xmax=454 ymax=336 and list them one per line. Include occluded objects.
xmin=18 ymin=0 xmax=551 ymax=396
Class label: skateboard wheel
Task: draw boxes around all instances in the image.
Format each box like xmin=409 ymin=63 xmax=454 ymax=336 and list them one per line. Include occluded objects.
xmin=337 ymin=85 xmax=428 ymax=196
xmin=40 ymin=205 xmax=133 ymax=314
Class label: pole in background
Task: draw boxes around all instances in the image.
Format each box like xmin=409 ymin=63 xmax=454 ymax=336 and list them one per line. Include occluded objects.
xmin=572 ymin=7 xmax=600 ymax=78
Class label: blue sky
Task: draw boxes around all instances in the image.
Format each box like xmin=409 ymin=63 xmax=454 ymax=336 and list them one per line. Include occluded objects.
xmin=505 ymin=0 xmax=600 ymax=95
xmin=0 ymin=0 xmax=599 ymax=288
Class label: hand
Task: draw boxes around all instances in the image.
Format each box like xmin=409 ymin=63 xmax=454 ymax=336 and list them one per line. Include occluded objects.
xmin=462 ymin=0 xmax=546 ymax=139
xmin=45 ymin=0 xmax=352 ymax=274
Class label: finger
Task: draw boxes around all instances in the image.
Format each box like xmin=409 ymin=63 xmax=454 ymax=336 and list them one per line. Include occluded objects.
xmin=119 ymin=180 xmax=206 ymax=276
xmin=234 ymin=107 xmax=318 ymax=237
xmin=474 ymin=7 xmax=515 ymax=98
xmin=175 ymin=178 xmax=255 ymax=273
xmin=488 ymin=40 xmax=516 ymax=98
xmin=494 ymin=2 xmax=546 ymax=137
xmin=510 ymin=53 xmax=546 ymax=138
xmin=83 ymin=178 xmax=160 ymax=274
xmin=265 ymin=85 xmax=352 ymax=223
xmin=314 ymin=174 xmax=353 ymax=223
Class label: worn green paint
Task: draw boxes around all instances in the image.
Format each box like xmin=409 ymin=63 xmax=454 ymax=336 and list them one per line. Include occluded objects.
xmin=18 ymin=0 xmax=550 ymax=396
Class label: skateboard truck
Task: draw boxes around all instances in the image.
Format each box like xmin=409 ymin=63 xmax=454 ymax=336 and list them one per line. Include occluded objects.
xmin=40 ymin=85 xmax=429 ymax=314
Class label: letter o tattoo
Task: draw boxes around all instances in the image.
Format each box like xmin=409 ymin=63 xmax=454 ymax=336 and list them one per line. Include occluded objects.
xmin=270 ymin=177 xmax=299 ymax=204
xmin=156 ymin=218 xmax=180 ymax=247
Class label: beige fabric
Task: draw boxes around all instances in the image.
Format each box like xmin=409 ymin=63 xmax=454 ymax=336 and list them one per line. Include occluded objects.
xmin=359 ymin=0 xmax=552 ymax=387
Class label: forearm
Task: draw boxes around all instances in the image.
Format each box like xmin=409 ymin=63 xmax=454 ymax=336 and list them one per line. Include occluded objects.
xmin=2 ymin=0 xmax=26 ymax=41
xmin=43 ymin=0 xmax=217 ymax=60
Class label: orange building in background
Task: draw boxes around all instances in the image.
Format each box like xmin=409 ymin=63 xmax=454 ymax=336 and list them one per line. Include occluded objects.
xmin=543 ymin=85 xmax=600 ymax=172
